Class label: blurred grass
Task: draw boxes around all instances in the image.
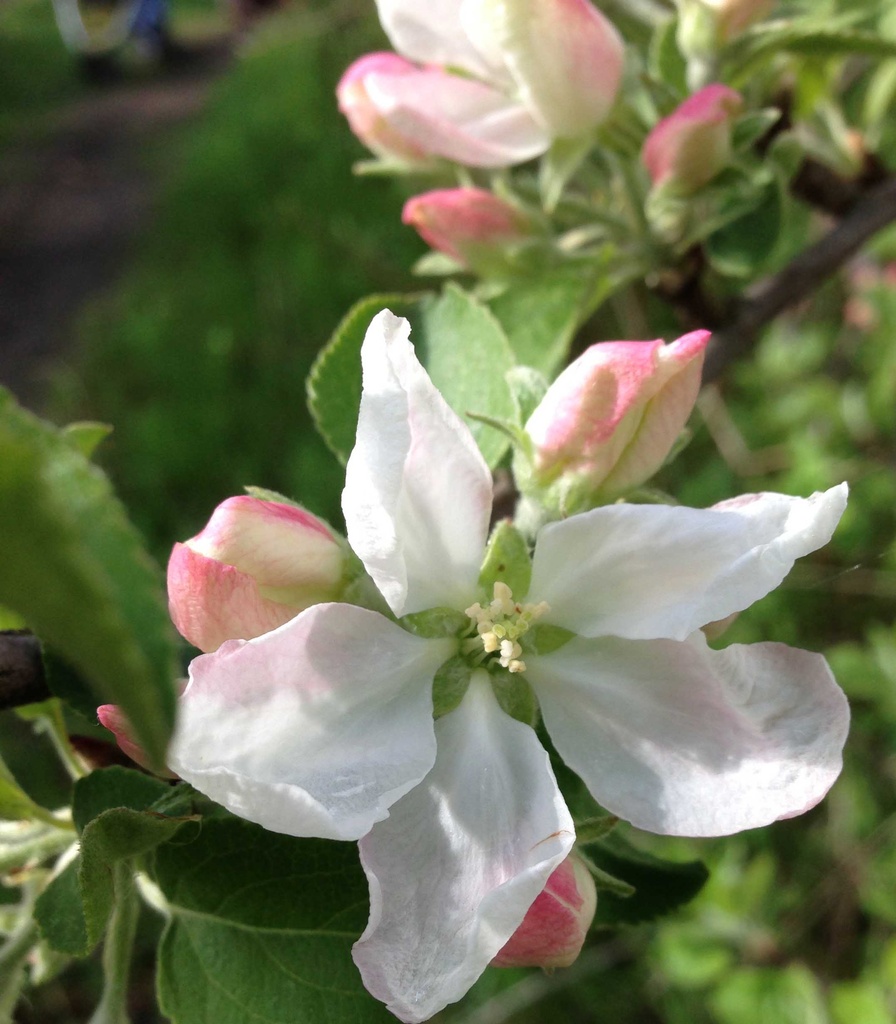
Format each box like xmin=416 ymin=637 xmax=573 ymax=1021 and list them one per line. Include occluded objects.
xmin=51 ymin=0 xmax=424 ymax=555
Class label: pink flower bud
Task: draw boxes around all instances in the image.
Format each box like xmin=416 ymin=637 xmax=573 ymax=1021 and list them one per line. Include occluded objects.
xmin=402 ymin=188 xmax=531 ymax=270
xmin=97 ymin=704 xmax=176 ymax=776
xmin=336 ymin=53 xmax=433 ymax=164
xmin=491 ymin=852 xmax=597 ymax=968
xmin=525 ymin=331 xmax=711 ymax=505
xmin=642 ymin=85 xmax=743 ymax=193
xmin=167 ymin=496 xmax=346 ymax=652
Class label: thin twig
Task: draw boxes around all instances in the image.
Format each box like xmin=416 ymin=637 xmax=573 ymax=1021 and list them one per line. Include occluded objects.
xmin=704 ymin=174 xmax=896 ymax=382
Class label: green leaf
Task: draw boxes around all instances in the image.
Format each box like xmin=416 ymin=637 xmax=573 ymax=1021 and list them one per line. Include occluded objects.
xmin=706 ymin=178 xmax=781 ymax=278
xmin=37 ymin=769 xmax=198 ymax=956
xmin=34 ymin=857 xmax=89 ymax=956
xmin=0 ymin=390 xmax=178 ymax=767
xmin=309 ymin=286 xmax=516 ymax=470
xmin=414 ymin=285 xmax=517 ymax=469
xmin=152 ymin=817 xmax=393 ymax=1024
xmin=589 ymin=833 xmax=708 ymax=926
xmin=72 ymin=765 xmax=172 ymax=833
xmin=729 ymin=23 xmax=896 ymax=83
xmin=648 ymin=15 xmax=687 ymax=95
xmin=487 ymin=270 xmax=587 ymax=378
xmin=0 ymin=750 xmax=54 ymax=823
xmin=307 ymin=293 xmax=420 ymax=465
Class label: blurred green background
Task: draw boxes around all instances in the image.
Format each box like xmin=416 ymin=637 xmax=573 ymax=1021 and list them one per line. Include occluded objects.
xmin=1 ymin=0 xmax=895 ymax=1020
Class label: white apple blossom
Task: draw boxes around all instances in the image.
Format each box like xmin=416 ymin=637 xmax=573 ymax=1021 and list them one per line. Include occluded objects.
xmin=168 ymin=310 xmax=849 ymax=1023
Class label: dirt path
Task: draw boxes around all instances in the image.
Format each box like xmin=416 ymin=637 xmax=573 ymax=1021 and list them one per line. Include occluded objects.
xmin=0 ymin=38 xmax=231 ymax=409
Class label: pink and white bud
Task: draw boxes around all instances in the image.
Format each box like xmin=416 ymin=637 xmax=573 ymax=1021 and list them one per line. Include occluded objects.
xmin=336 ymin=53 xmax=433 ymax=164
xmin=337 ymin=51 xmax=548 ymax=168
xmin=402 ymin=188 xmax=531 ymax=269
xmin=642 ymin=85 xmax=743 ymax=193
xmin=97 ymin=704 xmax=175 ymax=776
xmin=167 ymin=496 xmax=346 ymax=653
xmin=465 ymin=0 xmax=625 ymax=138
xmin=491 ymin=852 xmax=597 ymax=968
xmin=525 ymin=330 xmax=711 ymax=505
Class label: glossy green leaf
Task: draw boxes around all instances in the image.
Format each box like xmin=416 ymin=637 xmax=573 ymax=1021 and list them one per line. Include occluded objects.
xmin=414 ymin=284 xmax=517 ymax=468
xmin=152 ymin=817 xmax=392 ymax=1024
xmin=36 ymin=769 xmax=197 ymax=956
xmin=307 ymin=293 xmax=419 ymax=465
xmin=487 ymin=269 xmax=587 ymax=378
xmin=0 ymin=391 xmax=178 ymax=767
xmin=589 ymin=833 xmax=708 ymax=926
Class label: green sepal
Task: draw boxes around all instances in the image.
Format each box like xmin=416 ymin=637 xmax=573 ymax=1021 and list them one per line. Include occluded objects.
xmin=432 ymin=655 xmax=472 ymax=719
xmin=731 ymin=109 xmax=781 ymax=153
xmin=490 ymin=669 xmax=540 ymax=729
xmin=411 ymin=251 xmax=464 ymax=277
xmin=578 ymin=850 xmax=637 ymax=898
xmin=539 ymin=134 xmax=594 ymax=213
xmin=399 ymin=608 xmax=468 ymax=639
xmin=574 ymin=814 xmax=620 ymax=845
xmin=505 ymin=366 xmax=548 ymax=428
xmin=62 ymin=422 xmax=113 ymax=459
xmin=525 ymin=624 xmax=576 ymax=656
xmin=243 ymin=485 xmax=302 ymax=507
xmin=478 ymin=520 xmax=532 ymax=599
xmin=465 ymin=411 xmax=530 ymax=455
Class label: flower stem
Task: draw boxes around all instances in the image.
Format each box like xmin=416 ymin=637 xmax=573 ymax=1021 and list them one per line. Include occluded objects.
xmin=88 ymin=862 xmax=140 ymax=1024
xmin=0 ymin=883 xmax=39 ymax=1020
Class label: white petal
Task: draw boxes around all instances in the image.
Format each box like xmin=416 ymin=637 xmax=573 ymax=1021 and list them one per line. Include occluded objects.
xmin=353 ymin=674 xmax=574 ymax=1023
xmin=526 ymin=632 xmax=849 ymax=837
xmin=168 ymin=603 xmax=454 ymax=841
xmin=343 ymin=310 xmax=493 ymax=617
xmin=375 ymin=0 xmax=505 ymax=83
xmin=367 ymin=69 xmax=548 ymax=168
xmin=530 ymin=485 xmax=847 ymax=640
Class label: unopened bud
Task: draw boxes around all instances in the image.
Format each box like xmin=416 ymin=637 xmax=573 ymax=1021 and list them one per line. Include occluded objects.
xmin=97 ymin=704 xmax=175 ymax=776
xmin=167 ymin=496 xmax=347 ymax=652
xmin=642 ymin=85 xmax=743 ymax=193
xmin=522 ymin=331 xmax=710 ymax=511
xmin=491 ymin=852 xmax=596 ymax=968
xmin=402 ymin=188 xmax=531 ymax=271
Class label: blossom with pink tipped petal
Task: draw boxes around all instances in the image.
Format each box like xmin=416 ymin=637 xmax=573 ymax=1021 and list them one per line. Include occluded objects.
xmin=642 ymin=85 xmax=743 ymax=193
xmin=523 ymin=331 xmax=711 ymax=510
xmin=491 ymin=851 xmax=596 ymax=968
xmin=336 ymin=0 xmax=625 ymax=169
xmin=167 ymin=496 xmax=346 ymax=652
xmin=403 ymin=188 xmax=531 ymax=269
xmin=337 ymin=53 xmax=436 ymax=164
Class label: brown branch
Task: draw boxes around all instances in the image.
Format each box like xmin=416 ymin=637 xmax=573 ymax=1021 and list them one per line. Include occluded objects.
xmin=0 ymin=633 xmax=50 ymax=711
xmin=703 ymin=174 xmax=896 ymax=383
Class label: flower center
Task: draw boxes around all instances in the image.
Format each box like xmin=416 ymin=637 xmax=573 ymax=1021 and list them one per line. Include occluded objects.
xmin=463 ymin=582 xmax=550 ymax=674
